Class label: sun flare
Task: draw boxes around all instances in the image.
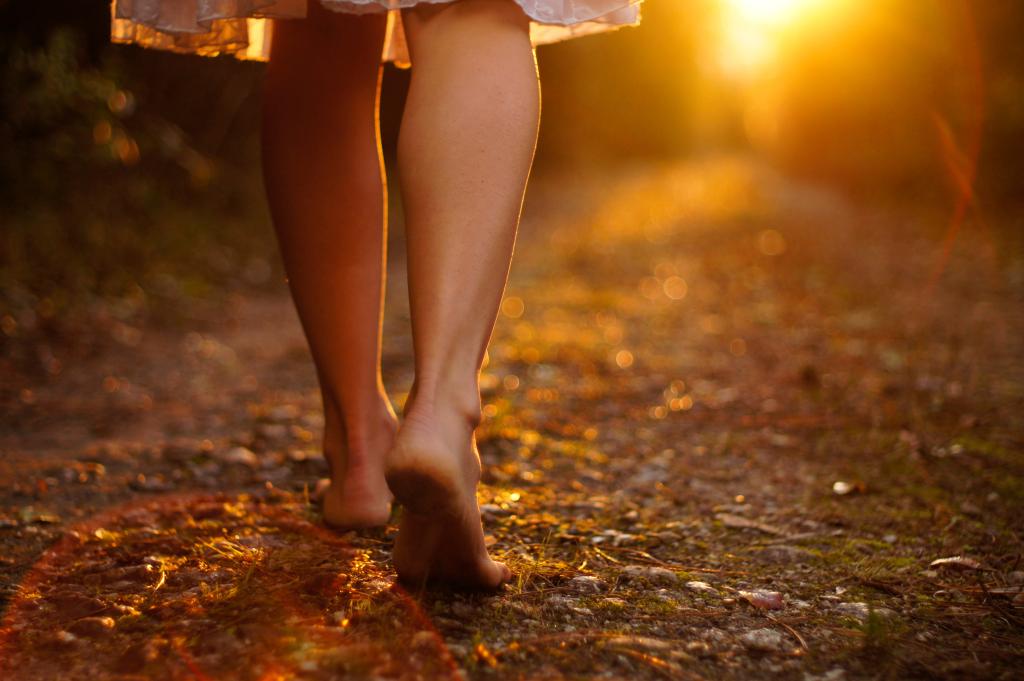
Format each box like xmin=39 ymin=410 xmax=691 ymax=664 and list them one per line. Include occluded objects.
xmin=716 ymin=0 xmax=835 ymax=77
xmin=724 ymin=0 xmax=820 ymax=27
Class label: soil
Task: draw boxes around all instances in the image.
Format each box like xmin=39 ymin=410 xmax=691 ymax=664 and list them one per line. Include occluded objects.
xmin=1 ymin=158 xmax=1022 ymax=680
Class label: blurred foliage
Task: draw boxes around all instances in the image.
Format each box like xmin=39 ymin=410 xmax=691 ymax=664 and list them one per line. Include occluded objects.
xmin=732 ymin=0 xmax=1024 ymax=209
xmin=0 ymin=1 xmax=276 ymax=353
xmin=1 ymin=0 xmax=1022 ymax=356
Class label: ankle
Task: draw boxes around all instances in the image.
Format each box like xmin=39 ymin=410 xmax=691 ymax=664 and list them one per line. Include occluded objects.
xmin=404 ymin=377 xmax=483 ymax=433
xmin=325 ymin=402 xmax=397 ymax=462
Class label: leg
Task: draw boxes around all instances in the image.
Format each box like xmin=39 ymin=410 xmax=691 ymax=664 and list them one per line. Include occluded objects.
xmin=262 ymin=5 xmax=397 ymax=528
xmin=387 ymin=0 xmax=540 ymax=588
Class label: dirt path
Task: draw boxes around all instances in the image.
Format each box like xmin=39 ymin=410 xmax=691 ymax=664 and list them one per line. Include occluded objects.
xmin=1 ymin=158 xmax=1022 ymax=680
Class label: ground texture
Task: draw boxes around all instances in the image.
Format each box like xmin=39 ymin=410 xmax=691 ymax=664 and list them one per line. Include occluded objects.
xmin=1 ymin=159 xmax=1023 ymax=680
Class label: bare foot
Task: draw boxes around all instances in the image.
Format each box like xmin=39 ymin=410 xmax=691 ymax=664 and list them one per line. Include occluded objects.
xmin=319 ymin=410 xmax=397 ymax=530
xmin=385 ymin=408 xmax=511 ymax=590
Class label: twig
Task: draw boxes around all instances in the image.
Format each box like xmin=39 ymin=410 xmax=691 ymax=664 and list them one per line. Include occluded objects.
xmin=766 ymin=614 xmax=809 ymax=651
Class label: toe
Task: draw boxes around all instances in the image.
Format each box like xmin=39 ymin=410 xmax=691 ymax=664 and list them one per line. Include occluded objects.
xmin=482 ymin=559 xmax=512 ymax=590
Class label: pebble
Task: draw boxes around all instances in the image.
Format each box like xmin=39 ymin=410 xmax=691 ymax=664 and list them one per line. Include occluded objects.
xmin=702 ymin=628 xmax=731 ymax=644
xmin=216 ymin=446 xmax=260 ymax=468
xmin=50 ymin=630 xmax=78 ymax=646
xmin=257 ymin=423 xmax=289 ymax=442
xmin=67 ymin=616 xmax=116 ymax=637
xmin=803 ymin=669 xmax=847 ymax=681
xmin=267 ymin=405 xmax=300 ymax=422
xmin=740 ymin=628 xmax=785 ymax=652
xmin=753 ymin=545 xmax=815 ymax=564
xmin=446 ymin=643 xmax=469 ymax=659
xmin=621 ymin=565 xmax=679 ymax=586
xmin=834 ymin=602 xmax=896 ymax=620
xmin=1007 ymin=571 xmax=1024 ymax=586
xmin=685 ymin=580 xmax=719 ymax=595
xmin=568 ymin=575 xmax=606 ymax=593
xmin=411 ymin=631 xmax=439 ymax=650
xmin=739 ymin=589 xmax=785 ymax=610
xmin=479 ymin=504 xmax=512 ymax=518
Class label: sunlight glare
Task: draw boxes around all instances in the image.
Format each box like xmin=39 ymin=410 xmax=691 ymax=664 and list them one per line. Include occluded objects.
xmin=726 ymin=0 xmax=816 ymax=27
xmin=717 ymin=0 xmax=834 ymax=77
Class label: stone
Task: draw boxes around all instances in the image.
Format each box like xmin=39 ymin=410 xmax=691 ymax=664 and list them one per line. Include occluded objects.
xmin=568 ymin=575 xmax=606 ymax=593
xmin=835 ymin=602 xmax=895 ymax=621
xmin=740 ymin=628 xmax=785 ymax=652
xmin=803 ymin=669 xmax=847 ymax=681
xmin=753 ymin=545 xmax=815 ymax=564
xmin=621 ymin=565 xmax=679 ymax=586
xmin=216 ymin=446 xmax=259 ymax=467
xmin=685 ymin=580 xmax=718 ymax=595
xmin=67 ymin=616 xmax=116 ymax=637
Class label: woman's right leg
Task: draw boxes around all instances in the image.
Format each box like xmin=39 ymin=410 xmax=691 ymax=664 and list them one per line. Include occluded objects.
xmin=387 ymin=0 xmax=540 ymax=589
xmin=262 ymin=5 xmax=396 ymax=528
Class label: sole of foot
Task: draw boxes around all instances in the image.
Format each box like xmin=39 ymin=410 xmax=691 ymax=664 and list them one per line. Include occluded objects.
xmin=385 ymin=426 xmax=511 ymax=591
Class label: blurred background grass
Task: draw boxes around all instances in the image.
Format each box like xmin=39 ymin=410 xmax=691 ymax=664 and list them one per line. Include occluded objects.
xmin=1 ymin=0 xmax=1022 ymax=370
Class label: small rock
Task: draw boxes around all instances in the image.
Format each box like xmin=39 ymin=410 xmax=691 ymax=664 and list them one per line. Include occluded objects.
xmin=882 ymin=534 xmax=898 ymax=544
xmin=685 ymin=640 xmax=712 ymax=656
xmin=832 ymin=480 xmax=865 ymax=496
xmin=740 ymin=628 xmax=785 ymax=652
xmin=803 ymin=669 xmax=847 ymax=681
xmin=621 ymin=565 xmax=678 ymax=586
xmin=1007 ymin=571 xmax=1024 ymax=586
xmin=702 ymin=628 xmax=731 ymax=644
xmin=216 ymin=446 xmax=259 ymax=468
xmin=267 ymin=405 xmax=300 ymax=422
xmin=49 ymin=631 xmax=78 ymax=647
xmin=686 ymin=580 xmax=718 ymax=595
xmin=568 ymin=575 xmax=606 ymax=593
xmin=834 ymin=602 xmax=895 ymax=621
xmin=753 ymin=545 xmax=814 ymax=564
xmin=716 ymin=513 xmax=785 ymax=535
xmin=411 ymin=631 xmax=438 ymax=650
xmin=739 ymin=589 xmax=785 ymax=610
xmin=479 ymin=504 xmax=511 ymax=518
xmin=67 ymin=616 xmax=116 ymax=637
xmin=446 ymin=643 xmax=470 ymax=659
xmin=257 ymin=423 xmax=289 ymax=442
